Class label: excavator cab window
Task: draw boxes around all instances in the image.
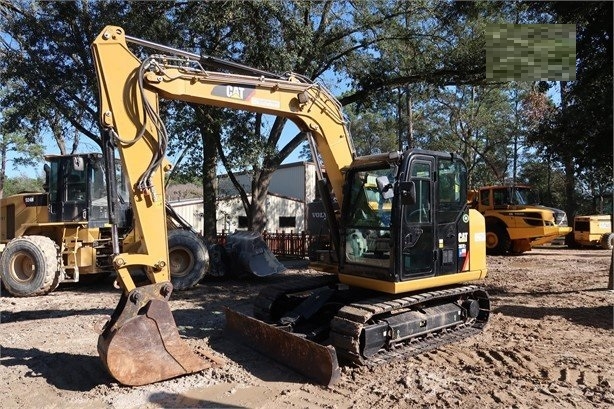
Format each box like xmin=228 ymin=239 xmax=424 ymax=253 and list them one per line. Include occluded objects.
xmin=437 ymin=158 xmax=467 ymax=223
xmin=405 ymin=162 xmax=431 ymax=224
xmin=344 ymin=168 xmax=395 ymax=265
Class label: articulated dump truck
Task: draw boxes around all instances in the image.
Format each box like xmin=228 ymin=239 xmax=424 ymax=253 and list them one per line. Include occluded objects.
xmin=90 ymin=26 xmax=490 ymax=386
xmin=469 ymin=185 xmax=572 ymax=255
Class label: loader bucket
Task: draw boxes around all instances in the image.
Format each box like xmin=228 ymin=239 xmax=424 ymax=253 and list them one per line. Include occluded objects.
xmin=225 ymin=308 xmax=341 ymax=386
xmin=98 ymin=283 xmax=223 ymax=386
xmin=225 ymin=231 xmax=286 ymax=277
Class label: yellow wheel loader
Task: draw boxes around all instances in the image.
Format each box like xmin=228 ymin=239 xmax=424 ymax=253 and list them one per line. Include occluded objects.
xmin=469 ymin=185 xmax=572 ymax=254
xmin=0 ymin=153 xmax=208 ymax=296
xmin=89 ymin=26 xmax=491 ymax=386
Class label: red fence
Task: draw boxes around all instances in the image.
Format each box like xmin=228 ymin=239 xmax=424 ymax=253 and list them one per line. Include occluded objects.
xmin=216 ymin=231 xmax=326 ymax=259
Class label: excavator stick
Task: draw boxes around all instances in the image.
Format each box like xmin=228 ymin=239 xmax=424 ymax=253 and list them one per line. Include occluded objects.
xmin=98 ymin=282 xmax=223 ymax=386
xmin=225 ymin=308 xmax=341 ymax=386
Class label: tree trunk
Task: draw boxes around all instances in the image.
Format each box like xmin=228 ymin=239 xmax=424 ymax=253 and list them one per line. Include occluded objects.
xmin=559 ymin=82 xmax=576 ymax=219
xmin=201 ymin=131 xmax=218 ymax=241
xmin=248 ymin=169 xmax=274 ymax=233
xmin=563 ymin=157 xmax=576 ymax=219
xmin=0 ymin=143 xmax=6 ymax=199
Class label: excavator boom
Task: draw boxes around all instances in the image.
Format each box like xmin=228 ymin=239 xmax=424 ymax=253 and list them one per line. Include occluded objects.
xmin=91 ymin=25 xmax=354 ymax=385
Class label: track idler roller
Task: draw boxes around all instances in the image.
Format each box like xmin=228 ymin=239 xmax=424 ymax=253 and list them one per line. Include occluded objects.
xmin=98 ymin=283 xmax=223 ymax=386
xmin=462 ymin=298 xmax=481 ymax=319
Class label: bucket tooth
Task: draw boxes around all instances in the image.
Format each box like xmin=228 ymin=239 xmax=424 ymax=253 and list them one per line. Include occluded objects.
xmin=225 ymin=307 xmax=341 ymax=386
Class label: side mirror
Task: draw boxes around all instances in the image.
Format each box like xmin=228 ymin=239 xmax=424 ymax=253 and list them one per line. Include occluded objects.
xmin=376 ymin=175 xmax=394 ymax=200
xmin=399 ymin=181 xmax=416 ymax=205
xmin=73 ymin=156 xmax=84 ymax=171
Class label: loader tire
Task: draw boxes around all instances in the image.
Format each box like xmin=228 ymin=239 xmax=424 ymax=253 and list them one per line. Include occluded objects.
xmin=168 ymin=229 xmax=208 ymax=290
xmin=600 ymin=233 xmax=614 ymax=250
xmin=0 ymin=236 xmax=60 ymax=297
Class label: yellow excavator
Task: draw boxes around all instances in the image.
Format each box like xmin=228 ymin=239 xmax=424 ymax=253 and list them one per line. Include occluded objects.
xmin=91 ymin=26 xmax=490 ymax=386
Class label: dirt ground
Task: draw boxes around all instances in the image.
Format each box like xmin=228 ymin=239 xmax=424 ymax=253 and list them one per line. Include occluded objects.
xmin=1 ymin=247 xmax=613 ymax=409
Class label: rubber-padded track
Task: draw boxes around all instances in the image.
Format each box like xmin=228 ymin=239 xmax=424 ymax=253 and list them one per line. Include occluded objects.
xmin=329 ymin=285 xmax=490 ymax=366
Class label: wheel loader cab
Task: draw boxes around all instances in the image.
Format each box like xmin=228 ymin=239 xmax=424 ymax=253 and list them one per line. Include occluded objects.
xmin=46 ymin=155 xmax=89 ymax=223
xmin=341 ymin=150 xmax=472 ymax=288
xmin=45 ymin=154 xmax=130 ymax=228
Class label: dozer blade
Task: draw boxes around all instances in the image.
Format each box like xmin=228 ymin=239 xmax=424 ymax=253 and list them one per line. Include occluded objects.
xmin=225 ymin=307 xmax=341 ymax=386
xmin=98 ymin=283 xmax=223 ymax=386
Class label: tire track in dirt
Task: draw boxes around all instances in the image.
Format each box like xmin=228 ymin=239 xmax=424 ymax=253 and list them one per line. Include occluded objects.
xmin=2 ymin=248 xmax=613 ymax=409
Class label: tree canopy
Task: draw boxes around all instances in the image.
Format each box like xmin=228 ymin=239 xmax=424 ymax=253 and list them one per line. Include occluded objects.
xmin=0 ymin=0 xmax=611 ymax=228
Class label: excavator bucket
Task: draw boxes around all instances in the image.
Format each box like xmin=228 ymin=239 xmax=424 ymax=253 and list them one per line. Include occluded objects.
xmin=225 ymin=308 xmax=341 ymax=386
xmin=225 ymin=231 xmax=286 ymax=277
xmin=98 ymin=283 xmax=223 ymax=386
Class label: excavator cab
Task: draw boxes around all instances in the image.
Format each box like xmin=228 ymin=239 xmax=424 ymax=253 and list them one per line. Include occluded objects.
xmin=340 ymin=150 xmax=473 ymax=282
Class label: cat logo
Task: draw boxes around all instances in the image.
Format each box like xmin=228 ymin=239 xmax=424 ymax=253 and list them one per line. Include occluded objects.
xmin=212 ymin=84 xmax=256 ymax=101
xmin=226 ymin=86 xmax=245 ymax=99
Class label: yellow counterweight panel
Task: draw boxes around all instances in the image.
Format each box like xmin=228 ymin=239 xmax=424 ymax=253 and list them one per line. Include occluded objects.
xmin=338 ymin=270 xmax=487 ymax=295
xmin=468 ymin=208 xmax=487 ymax=274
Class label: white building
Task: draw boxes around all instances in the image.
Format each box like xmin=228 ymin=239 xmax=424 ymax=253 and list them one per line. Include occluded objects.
xmin=169 ymin=161 xmax=317 ymax=233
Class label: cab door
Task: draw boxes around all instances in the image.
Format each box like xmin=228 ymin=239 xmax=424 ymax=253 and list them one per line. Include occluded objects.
xmin=400 ymin=156 xmax=435 ymax=279
xmin=435 ymin=157 xmax=470 ymax=276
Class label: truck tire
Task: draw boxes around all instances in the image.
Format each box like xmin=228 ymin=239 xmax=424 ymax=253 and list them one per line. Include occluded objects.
xmin=600 ymin=233 xmax=614 ymax=250
xmin=0 ymin=236 xmax=60 ymax=297
xmin=565 ymin=232 xmax=581 ymax=249
xmin=168 ymin=229 xmax=208 ymax=290
xmin=485 ymin=223 xmax=511 ymax=255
